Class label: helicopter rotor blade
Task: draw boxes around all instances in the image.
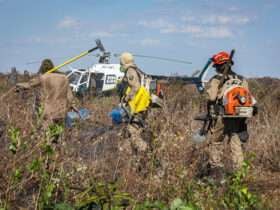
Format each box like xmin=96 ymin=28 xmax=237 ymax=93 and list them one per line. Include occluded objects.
xmin=114 ymin=53 xmax=192 ymax=65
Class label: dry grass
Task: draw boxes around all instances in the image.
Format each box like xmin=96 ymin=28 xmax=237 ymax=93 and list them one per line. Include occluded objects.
xmin=0 ymin=75 xmax=279 ymax=209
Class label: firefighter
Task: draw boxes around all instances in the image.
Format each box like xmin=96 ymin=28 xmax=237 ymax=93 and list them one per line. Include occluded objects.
xmin=120 ymin=52 xmax=141 ymax=103
xmin=119 ymin=52 xmax=150 ymax=121
xmin=16 ymin=59 xmax=78 ymax=128
xmin=205 ymin=51 xmax=256 ymax=179
xmin=118 ymin=52 xmax=150 ymax=152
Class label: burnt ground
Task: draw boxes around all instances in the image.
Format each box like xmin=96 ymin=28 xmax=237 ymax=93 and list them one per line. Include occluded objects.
xmin=0 ymin=75 xmax=280 ymax=209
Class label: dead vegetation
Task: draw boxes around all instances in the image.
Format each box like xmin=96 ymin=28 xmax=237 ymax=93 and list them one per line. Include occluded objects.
xmin=0 ymin=75 xmax=279 ymax=209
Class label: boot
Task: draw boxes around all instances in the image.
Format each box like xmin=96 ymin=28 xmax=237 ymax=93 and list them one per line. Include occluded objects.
xmin=209 ymin=167 xmax=225 ymax=184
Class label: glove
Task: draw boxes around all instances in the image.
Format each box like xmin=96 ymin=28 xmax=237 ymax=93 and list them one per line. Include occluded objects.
xmin=124 ymin=94 xmax=133 ymax=103
xmin=16 ymin=82 xmax=30 ymax=89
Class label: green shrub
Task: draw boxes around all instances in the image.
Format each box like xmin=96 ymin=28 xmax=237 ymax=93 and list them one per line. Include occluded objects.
xmin=221 ymin=161 xmax=262 ymax=210
xmin=8 ymin=127 xmax=21 ymax=154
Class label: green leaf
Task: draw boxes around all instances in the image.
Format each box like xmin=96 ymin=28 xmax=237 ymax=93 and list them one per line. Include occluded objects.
xmin=8 ymin=144 xmax=17 ymax=154
xmin=8 ymin=127 xmax=20 ymax=144
xmin=46 ymin=183 xmax=55 ymax=198
xmin=171 ymin=198 xmax=184 ymax=210
xmin=13 ymin=169 xmax=22 ymax=182
xmin=181 ymin=206 xmax=196 ymax=210
xmin=43 ymin=144 xmax=54 ymax=155
xmin=47 ymin=123 xmax=64 ymax=138
xmin=54 ymin=203 xmax=75 ymax=210
xmin=27 ymin=158 xmax=41 ymax=172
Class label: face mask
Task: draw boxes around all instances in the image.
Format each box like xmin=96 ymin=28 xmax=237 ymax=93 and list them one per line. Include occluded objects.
xmin=120 ymin=66 xmax=126 ymax=73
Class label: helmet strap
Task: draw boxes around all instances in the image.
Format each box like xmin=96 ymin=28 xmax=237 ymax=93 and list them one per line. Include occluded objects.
xmin=218 ymin=62 xmax=232 ymax=88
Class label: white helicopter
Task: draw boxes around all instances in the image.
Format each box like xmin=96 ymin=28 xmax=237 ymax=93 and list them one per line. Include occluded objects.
xmin=64 ymin=39 xmax=211 ymax=97
xmin=64 ymin=40 xmax=122 ymax=95
xmin=65 ymin=40 xmax=157 ymax=96
xmin=67 ymin=63 xmax=123 ymax=95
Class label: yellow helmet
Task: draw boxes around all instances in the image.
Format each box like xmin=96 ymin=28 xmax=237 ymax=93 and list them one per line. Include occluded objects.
xmin=120 ymin=52 xmax=134 ymax=66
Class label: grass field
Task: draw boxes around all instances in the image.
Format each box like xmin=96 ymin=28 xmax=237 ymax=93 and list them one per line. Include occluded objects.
xmin=0 ymin=75 xmax=279 ymax=209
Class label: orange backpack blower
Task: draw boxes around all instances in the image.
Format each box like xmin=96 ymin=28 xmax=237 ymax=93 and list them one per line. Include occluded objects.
xmin=222 ymin=85 xmax=255 ymax=118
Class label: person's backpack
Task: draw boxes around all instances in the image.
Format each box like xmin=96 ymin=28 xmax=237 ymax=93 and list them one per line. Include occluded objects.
xmin=219 ymin=75 xmax=256 ymax=118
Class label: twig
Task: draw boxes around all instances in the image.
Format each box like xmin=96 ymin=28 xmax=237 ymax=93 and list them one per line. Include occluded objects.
xmin=113 ymin=155 xmax=121 ymax=181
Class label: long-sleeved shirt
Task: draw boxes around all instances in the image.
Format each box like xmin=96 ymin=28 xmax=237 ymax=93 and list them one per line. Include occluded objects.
xmin=123 ymin=65 xmax=141 ymax=101
xmin=17 ymin=73 xmax=76 ymax=121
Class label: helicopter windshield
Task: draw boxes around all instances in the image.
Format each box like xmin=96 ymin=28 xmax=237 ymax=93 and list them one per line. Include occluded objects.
xmin=68 ymin=72 xmax=81 ymax=85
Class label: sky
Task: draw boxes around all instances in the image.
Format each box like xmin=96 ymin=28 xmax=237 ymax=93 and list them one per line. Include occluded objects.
xmin=0 ymin=0 xmax=279 ymax=78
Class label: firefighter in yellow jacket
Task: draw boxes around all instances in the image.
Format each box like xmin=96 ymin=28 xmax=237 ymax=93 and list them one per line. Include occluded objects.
xmin=119 ymin=52 xmax=150 ymax=151
xmin=119 ymin=52 xmax=150 ymax=120
xmin=120 ymin=52 xmax=141 ymax=103
xmin=205 ymin=51 xmax=256 ymax=179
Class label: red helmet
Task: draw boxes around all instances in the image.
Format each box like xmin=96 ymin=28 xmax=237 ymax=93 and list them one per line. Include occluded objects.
xmin=212 ymin=51 xmax=230 ymax=65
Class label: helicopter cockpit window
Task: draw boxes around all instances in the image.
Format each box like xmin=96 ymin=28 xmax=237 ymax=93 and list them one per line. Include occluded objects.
xmin=80 ymin=72 xmax=89 ymax=84
xmin=68 ymin=72 xmax=81 ymax=85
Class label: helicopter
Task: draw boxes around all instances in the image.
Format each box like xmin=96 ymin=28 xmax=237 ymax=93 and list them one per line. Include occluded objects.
xmin=66 ymin=40 xmax=123 ymax=95
xmin=63 ymin=39 xmax=211 ymax=97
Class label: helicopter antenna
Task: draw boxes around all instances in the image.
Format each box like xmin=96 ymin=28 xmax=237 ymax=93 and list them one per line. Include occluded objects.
xmin=114 ymin=53 xmax=192 ymax=65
